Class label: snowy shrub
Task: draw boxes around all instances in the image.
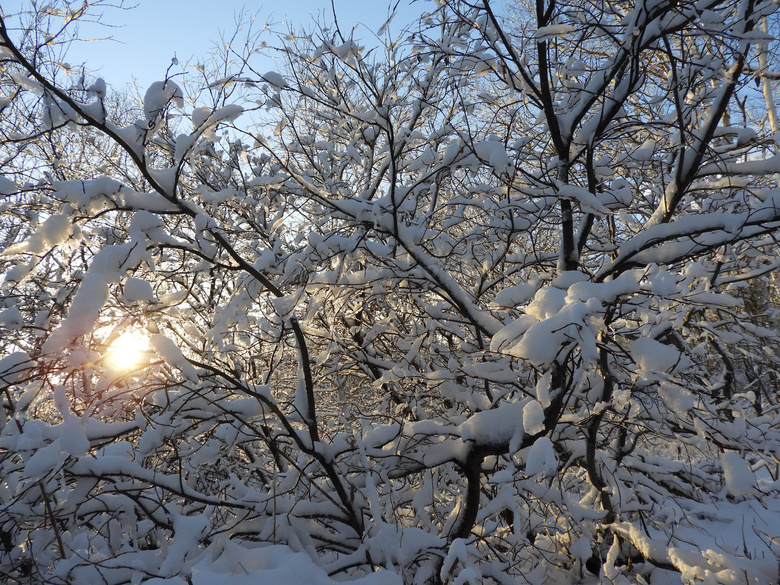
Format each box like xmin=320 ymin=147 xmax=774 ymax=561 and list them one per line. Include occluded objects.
xmin=1 ymin=0 xmax=780 ymax=584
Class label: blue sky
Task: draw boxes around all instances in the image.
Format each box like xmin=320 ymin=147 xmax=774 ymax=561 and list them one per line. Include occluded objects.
xmin=2 ymin=0 xmax=431 ymax=90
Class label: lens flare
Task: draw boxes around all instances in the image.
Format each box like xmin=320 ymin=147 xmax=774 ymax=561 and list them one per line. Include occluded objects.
xmin=106 ymin=331 xmax=147 ymax=371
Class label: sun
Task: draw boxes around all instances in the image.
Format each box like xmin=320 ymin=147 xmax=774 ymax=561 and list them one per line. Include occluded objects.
xmin=106 ymin=331 xmax=148 ymax=372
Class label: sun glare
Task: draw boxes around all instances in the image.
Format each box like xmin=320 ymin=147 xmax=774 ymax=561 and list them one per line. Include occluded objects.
xmin=106 ymin=331 xmax=148 ymax=372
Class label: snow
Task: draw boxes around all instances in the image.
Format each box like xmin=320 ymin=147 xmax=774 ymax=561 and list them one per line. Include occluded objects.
xmin=0 ymin=351 xmax=31 ymax=385
xmin=441 ymin=539 xmax=481 ymax=585
xmin=110 ymin=120 xmax=147 ymax=158
xmin=474 ymin=140 xmax=512 ymax=175
xmin=146 ymin=540 xmax=401 ymax=585
xmin=522 ymin=400 xmax=545 ymax=435
xmin=657 ymin=381 xmax=695 ymax=417
xmin=262 ymin=71 xmax=288 ymax=90
xmin=5 ymin=212 xmax=73 ymax=254
xmin=58 ymin=416 xmax=90 ymax=457
xmin=459 ymin=400 xmax=528 ymax=447
xmin=363 ymin=525 xmax=443 ymax=574
xmin=123 ymin=277 xmax=157 ymax=303
xmin=535 ymin=371 xmax=552 ymax=407
xmin=191 ymin=107 xmax=212 ymax=128
xmin=174 ymin=133 xmax=198 ymax=162
xmin=55 ymin=177 xmax=124 ymax=213
xmin=23 ymin=441 xmax=64 ymax=478
xmin=158 ymin=514 xmax=210 ymax=576
xmin=493 ymin=297 xmax=602 ymax=367
xmin=0 ymin=307 xmax=23 ymax=329
xmin=525 ymin=285 xmax=568 ymax=320
xmin=0 ymin=175 xmax=18 ymax=195
xmin=491 ymin=282 xmax=538 ymax=308
xmin=87 ymin=77 xmax=107 ymax=98
xmin=150 ymin=334 xmax=198 ymax=382
xmin=612 ymin=499 xmax=780 ymax=585
xmin=203 ymin=104 xmax=244 ymax=127
xmin=525 ymin=436 xmax=556 ymax=476
xmin=569 ymin=535 xmax=592 ymax=563
xmin=44 ymin=236 xmax=152 ymax=353
xmin=42 ymin=272 xmax=110 ymax=353
xmin=720 ymin=452 xmax=756 ymax=497
xmin=630 ymin=337 xmax=691 ymax=376
xmin=130 ymin=210 xmax=181 ymax=245
xmin=648 ymin=267 xmax=679 ymax=296
xmin=631 ymin=138 xmax=657 ymax=161
xmin=534 ymin=24 xmax=578 ymax=39
xmin=441 ymin=140 xmax=463 ymax=166
xmin=293 ymin=370 xmax=311 ymax=424
xmin=147 ymin=166 xmax=178 ymax=196
xmin=144 ymin=80 xmax=184 ymax=123
xmin=556 ymin=184 xmax=612 ymax=215
xmin=5 ymin=5 xmax=780 ymax=585
xmin=3 ymin=258 xmax=36 ymax=283
xmin=10 ymin=71 xmax=43 ymax=92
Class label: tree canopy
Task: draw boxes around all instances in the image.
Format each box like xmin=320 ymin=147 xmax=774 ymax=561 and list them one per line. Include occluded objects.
xmin=1 ymin=0 xmax=780 ymax=583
